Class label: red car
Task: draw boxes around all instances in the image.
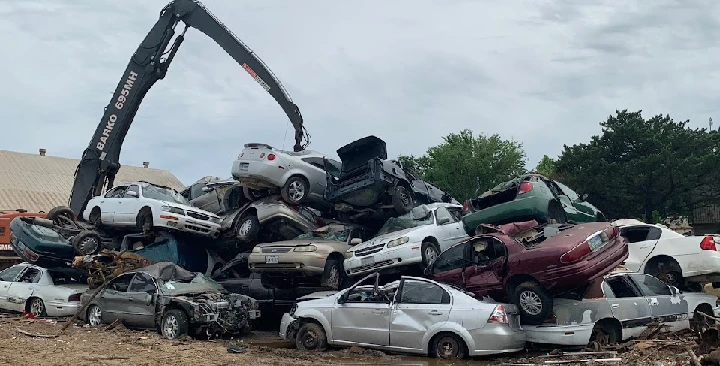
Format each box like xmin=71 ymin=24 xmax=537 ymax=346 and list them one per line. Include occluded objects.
xmin=427 ymin=220 xmax=627 ymax=325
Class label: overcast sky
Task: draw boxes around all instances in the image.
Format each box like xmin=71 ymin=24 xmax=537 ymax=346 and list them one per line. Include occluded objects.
xmin=2 ymin=0 xmax=719 ymax=186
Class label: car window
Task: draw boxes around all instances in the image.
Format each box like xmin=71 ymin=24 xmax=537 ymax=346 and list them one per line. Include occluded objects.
xmin=124 ymin=184 xmax=140 ymax=198
xmin=553 ymin=181 xmax=579 ymax=200
xmin=447 ymin=207 xmax=463 ymax=221
xmin=301 ymin=157 xmax=326 ymax=170
xmin=601 ymin=281 xmax=616 ymax=299
xmin=108 ymin=273 xmax=135 ymax=292
xmin=0 ymin=265 xmax=25 ymax=282
xmin=128 ymin=272 xmax=158 ymax=293
xmin=605 ymin=276 xmax=641 ymax=298
xmin=629 ymin=274 xmax=672 ymax=296
xmin=48 ymin=270 xmax=86 ymax=285
xmin=17 ymin=267 xmax=41 ymax=283
xmin=190 ymin=182 xmax=207 ymax=200
xmin=471 ymin=237 xmax=506 ymax=265
xmin=435 ymin=207 xmax=457 ymax=224
xmin=432 ymin=243 xmax=468 ymax=274
xmin=398 ymin=280 xmax=450 ymax=304
xmin=620 ymin=226 xmax=662 ymax=243
xmin=104 ymin=186 xmax=127 ymax=198
xmin=344 ymin=287 xmax=390 ymax=303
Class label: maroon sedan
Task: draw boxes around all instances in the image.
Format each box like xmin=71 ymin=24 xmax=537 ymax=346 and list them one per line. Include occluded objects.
xmin=427 ymin=220 xmax=627 ymax=325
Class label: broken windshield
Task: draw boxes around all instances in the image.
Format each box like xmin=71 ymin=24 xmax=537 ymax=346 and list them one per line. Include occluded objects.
xmin=142 ymin=184 xmax=189 ymax=205
xmin=160 ymin=273 xmax=225 ymax=296
xmin=376 ymin=206 xmax=433 ymax=236
xmin=294 ymin=229 xmax=350 ymax=242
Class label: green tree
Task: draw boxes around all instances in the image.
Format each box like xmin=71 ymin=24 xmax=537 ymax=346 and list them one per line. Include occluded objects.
xmin=534 ymin=155 xmax=556 ymax=177
xmin=554 ymin=110 xmax=720 ymax=222
xmin=399 ymin=129 xmax=526 ymax=201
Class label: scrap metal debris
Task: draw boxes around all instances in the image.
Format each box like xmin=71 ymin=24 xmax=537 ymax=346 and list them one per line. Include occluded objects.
xmin=71 ymin=249 xmax=152 ymax=288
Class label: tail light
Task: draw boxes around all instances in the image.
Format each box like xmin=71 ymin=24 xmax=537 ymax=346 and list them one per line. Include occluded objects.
xmin=68 ymin=293 xmax=81 ymax=302
xmin=487 ymin=304 xmax=509 ymax=324
xmin=518 ymin=181 xmax=533 ymax=195
xmin=462 ymin=200 xmax=472 ymax=212
xmin=542 ymin=314 xmax=557 ymax=324
xmin=560 ymin=241 xmax=592 ymax=264
xmin=701 ymin=236 xmax=717 ymax=251
xmin=267 ymin=154 xmax=276 ymax=161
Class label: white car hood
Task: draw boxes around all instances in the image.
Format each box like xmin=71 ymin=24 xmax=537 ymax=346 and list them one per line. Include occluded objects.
xmin=161 ymin=201 xmax=219 ymax=218
xmin=353 ymin=227 xmax=419 ymax=250
xmin=297 ymin=292 xmax=341 ymax=308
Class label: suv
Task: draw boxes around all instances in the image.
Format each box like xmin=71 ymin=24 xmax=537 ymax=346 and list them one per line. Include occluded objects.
xmin=248 ymin=223 xmax=370 ymax=290
xmin=324 ymin=135 xmax=453 ymax=221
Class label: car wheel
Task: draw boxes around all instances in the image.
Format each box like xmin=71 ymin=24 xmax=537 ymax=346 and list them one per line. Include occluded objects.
xmin=421 ymin=242 xmax=439 ymax=268
xmin=392 ymin=185 xmax=415 ymax=214
xmin=648 ymin=259 xmax=686 ymax=289
xmin=71 ymin=230 xmax=103 ymax=255
xmin=546 ymin=201 xmax=566 ymax=224
xmin=295 ymin=322 xmax=327 ymax=352
xmin=281 ymin=176 xmax=310 ymax=205
xmin=87 ymin=305 xmax=103 ymax=326
xmin=243 ymin=187 xmax=269 ymax=201
xmin=88 ymin=207 xmax=102 ymax=226
xmin=27 ymin=297 xmax=47 ymax=317
xmin=513 ymin=281 xmax=553 ymax=325
xmin=589 ymin=321 xmax=620 ymax=348
xmin=321 ymin=258 xmax=344 ymax=290
xmin=161 ymin=309 xmax=189 ymax=340
xmin=136 ymin=209 xmax=153 ymax=235
xmin=431 ymin=333 xmax=467 ymax=359
xmin=47 ymin=206 xmax=75 ymax=226
xmin=235 ymin=214 xmax=261 ymax=243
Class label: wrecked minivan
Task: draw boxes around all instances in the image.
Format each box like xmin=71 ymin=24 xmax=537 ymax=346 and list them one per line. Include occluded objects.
xmin=79 ymin=262 xmax=260 ymax=339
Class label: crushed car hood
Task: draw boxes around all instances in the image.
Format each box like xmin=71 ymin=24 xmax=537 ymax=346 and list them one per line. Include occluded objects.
xmin=159 ymin=201 xmax=219 ymax=219
xmin=353 ymin=227 xmax=418 ymax=250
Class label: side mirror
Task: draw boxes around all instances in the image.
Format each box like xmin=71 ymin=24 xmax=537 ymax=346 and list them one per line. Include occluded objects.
xmin=201 ymin=186 xmax=213 ymax=193
xmin=125 ymin=191 xmax=138 ymax=198
xmin=670 ymin=286 xmax=680 ymax=296
xmin=349 ymin=238 xmax=362 ymax=245
xmin=580 ymin=193 xmax=589 ymax=201
xmin=337 ymin=293 xmax=347 ymax=305
xmin=437 ymin=217 xmax=450 ymax=225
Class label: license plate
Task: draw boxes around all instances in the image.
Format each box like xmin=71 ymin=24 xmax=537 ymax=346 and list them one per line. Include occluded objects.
xmin=588 ymin=235 xmax=604 ymax=251
xmin=265 ymin=255 xmax=279 ymax=264
xmin=361 ymin=256 xmax=374 ymax=266
xmin=239 ymin=163 xmax=249 ymax=171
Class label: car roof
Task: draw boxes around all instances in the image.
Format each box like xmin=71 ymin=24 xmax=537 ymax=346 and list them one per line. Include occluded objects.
xmin=424 ymin=202 xmax=463 ymax=210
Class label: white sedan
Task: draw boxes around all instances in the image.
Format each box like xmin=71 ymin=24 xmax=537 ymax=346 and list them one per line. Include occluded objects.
xmin=344 ymin=203 xmax=468 ymax=277
xmin=615 ymin=219 xmax=720 ymax=290
xmin=0 ymin=263 xmax=87 ymax=317
xmin=83 ymin=181 xmax=222 ymax=238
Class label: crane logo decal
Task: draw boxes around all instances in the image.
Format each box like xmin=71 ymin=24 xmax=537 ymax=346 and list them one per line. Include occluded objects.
xmin=242 ymin=63 xmax=271 ymax=92
xmin=96 ymin=70 xmax=139 ymax=155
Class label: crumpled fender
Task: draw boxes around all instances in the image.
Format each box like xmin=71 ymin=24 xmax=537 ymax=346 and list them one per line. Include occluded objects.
xmin=294 ymin=308 xmax=333 ymax=341
xmin=421 ymin=321 xmax=476 ymax=354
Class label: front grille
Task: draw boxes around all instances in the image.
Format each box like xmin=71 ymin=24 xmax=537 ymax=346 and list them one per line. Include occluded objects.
xmin=347 ymin=259 xmax=394 ymax=274
xmin=185 ymin=224 xmax=210 ymax=233
xmin=187 ymin=211 xmax=210 ymax=221
xmin=355 ymin=243 xmax=385 ymax=257
xmin=262 ymin=247 xmax=293 ymax=254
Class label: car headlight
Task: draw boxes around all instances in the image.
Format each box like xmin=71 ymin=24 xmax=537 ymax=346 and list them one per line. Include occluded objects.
xmin=289 ymin=303 xmax=298 ymax=316
xmin=161 ymin=205 xmax=185 ymax=215
xmin=386 ymin=236 xmax=410 ymax=248
xmin=294 ymin=245 xmax=317 ymax=252
xmin=252 ymin=247 xmax=261 ymax=253
xmin=345 ymin=251 xmax=354 ymax=259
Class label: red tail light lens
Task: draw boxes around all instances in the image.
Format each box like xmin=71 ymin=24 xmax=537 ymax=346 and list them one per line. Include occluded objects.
xmin=463 ymin=200 xmax=471 ymax=212
xmin=542 ymin=314 xmax=557 ymax=324
xmin=701 ymin=236 xmax=717 ymax=251
xmin=267 ymin=153 xmax=276 ymax=161
xmin=68 ymin=293 xmax=81 ymax=302
xmin=560 ymin=241 xmax=592 ymax=264
xmin=487 ymin=304 xmax=508 ymax=324
xmin=518 ymin=181 xmax=533 ymax=195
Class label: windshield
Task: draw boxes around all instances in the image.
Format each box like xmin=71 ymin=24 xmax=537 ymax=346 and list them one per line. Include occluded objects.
xmin=376 ymin=206 xmax=433 ymax=236
xmin=142 ymin=185 xmax=189 ymax=205
xmin=294 ymin=229 xmax=350 ymax=242
xmin=160 ymin=273 xmax=225 ymax=295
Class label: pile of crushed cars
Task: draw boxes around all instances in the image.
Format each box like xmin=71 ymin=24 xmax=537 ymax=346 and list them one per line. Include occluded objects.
xmin=4 ymin=135 xmax=720 ymax=360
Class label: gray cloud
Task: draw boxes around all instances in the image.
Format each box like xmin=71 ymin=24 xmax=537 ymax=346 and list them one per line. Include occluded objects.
xmin=1 ymin=0 xmax=719 ymax=186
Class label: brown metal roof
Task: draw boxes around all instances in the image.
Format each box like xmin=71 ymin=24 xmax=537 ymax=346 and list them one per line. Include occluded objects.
xmin=0 ymin=150 xmax=185 ymax=212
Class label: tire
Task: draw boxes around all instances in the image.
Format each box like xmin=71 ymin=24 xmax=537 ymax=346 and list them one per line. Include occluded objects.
xmin=589 ymin=321 xmax=620 ymax=347
xmin=71 ymin=230 xmax=103 ymax=255
xmin=321 ymin=257 xmax=344 ymax=290
xmin=88 ymin=207 xmax=101 ymax=226
xmin=513 ymin=281 xmax=553 ymax=325
xmin=692 ymin=306 xmax=715 ymax=332
xmin=47 ymin=206 xmax=75 ymax=225
xmin=243 ymin=187 xmax=268 ymax=201
xmin=546 ymin=201 xmax=567 ymax=224
xmin=27 ymin=297 xmax=47 ymax=317
xmin=235 ymin=214 xmax=261 ymax=243
xmin=431 ymin=333 xmax=467 ymax=359
xmin=281 ymin=176 xmax=310 ymax=205
xmin=647 ymin=259 xmax=685 ymax=290
xmin=392 ymin=185 xmax=415 ymax=215
xmin=295 ymin=322 xmax=327 ymax=352
xmin=161 ymin=309 xmax=189 ymax=340
xmin=87 ymin=305 xmax=103 ymax=326
xmin=421 ymin=242 xmax=440 ymax=268
xmin=136 ymin=209 xmax=153 ymax=235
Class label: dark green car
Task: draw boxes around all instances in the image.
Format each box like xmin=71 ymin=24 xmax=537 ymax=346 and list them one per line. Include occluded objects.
xmin=462 ymin=174 xmax=605 ymax=235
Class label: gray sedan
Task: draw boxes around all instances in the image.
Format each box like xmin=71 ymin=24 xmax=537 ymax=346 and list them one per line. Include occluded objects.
xmin=280 ymin=273 xmax=526 ymax=359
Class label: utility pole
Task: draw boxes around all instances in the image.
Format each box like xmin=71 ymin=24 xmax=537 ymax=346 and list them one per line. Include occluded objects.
xmin=710 ymin=117 xmax=713 ymax=131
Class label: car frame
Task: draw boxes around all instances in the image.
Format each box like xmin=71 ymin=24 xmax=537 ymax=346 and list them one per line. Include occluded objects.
xmin=428 ymin=220 xmax=628 ymax=325
xmin=280 ymin=272 xmax=526 ymax=359
xmin=82 ymin=181 xmax=222 ymax=238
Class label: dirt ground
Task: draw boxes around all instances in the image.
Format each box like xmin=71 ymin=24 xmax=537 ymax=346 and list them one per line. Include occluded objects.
xmin=0 ymin=314 xmax=716 ymax=366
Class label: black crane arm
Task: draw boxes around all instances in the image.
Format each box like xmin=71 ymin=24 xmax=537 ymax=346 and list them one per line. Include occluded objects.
xmin=67 ymin=0 xmax=309 ymax=217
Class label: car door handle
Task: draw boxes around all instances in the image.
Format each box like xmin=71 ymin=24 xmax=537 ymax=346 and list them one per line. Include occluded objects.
xmin=611 ymin=304 xmax=620 ymax=309
xmin=428 ymin=310 xmax=444 ymax=316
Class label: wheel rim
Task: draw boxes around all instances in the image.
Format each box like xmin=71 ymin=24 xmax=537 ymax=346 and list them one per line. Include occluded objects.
xmin=327 ymin=265 xmax=340 ymax=288
xmin=80 ymin=237 xmax=99 ymax=254
xmin=30 ymin=299 xmax=44 ymax=316
xmin=665 ymin=272 xmax=680 ymax=287
xmin=164 ymin=315 xmax=179 ymax=339
xmin=519 ymin=290 xmax=543 ymax=316
xmin=237 ymin=219 xmax=252 ymax=237
xmin=437 ymin=336 xmax=459 ymax=358
xmin=89 ymin=306 xmax=102 ymax=326
xmin=301 ymin=329 xmax=318 ymax=349
xmin=424 ymin=246 xmax=437 ymax=265
xmin=288 ymin=180 xmax=306 ymax=202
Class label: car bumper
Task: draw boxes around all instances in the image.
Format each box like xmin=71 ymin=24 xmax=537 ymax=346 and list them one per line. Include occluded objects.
xmin=248 ymin=253 xmax=326 ymax=275
xmin=523 ymin=324 xmax=594 ymax=346
xmin=279 ymin=313 xmax=297 ymax=341
xmin=682 ymin=252 xmax=720 ymax=281
xmin=46 ymin=300 xmax=82 ymax=317
xmin=468 ymin=323 xmax=527 ymax=356
xmin=157 ymin=215 xmax=221 ymax=237
xmin=231 ymin=160 xmax=283 ymax=189
xmin=344 ymin=244 xmax=422 ymax=276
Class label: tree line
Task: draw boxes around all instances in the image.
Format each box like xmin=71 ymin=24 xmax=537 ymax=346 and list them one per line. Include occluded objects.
xmin=399 ymin=109 xmax=720 ymax=223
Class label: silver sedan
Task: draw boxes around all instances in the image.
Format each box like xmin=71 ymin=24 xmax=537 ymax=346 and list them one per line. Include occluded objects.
xmin=0 ymin=263 xmax=87 ymax=317
xmin=280 ymin=273 xmax=526 ymax=359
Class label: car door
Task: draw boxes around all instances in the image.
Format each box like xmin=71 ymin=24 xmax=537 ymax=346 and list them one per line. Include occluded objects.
xmin=331 ymin=286 xmax=391 ymax=346
xmin=100 ymin=186 xmax=127 ymax=223
xmin=463 ymin=237 xmax=507 ymax=301
xmin=553 ymin=181 xmax=596 ymax=219
xmin=627 ymin=274 xmax=687 ymax=330
xmin=124 ymin=272 xmax=158 ymax=328
xmin=390 ymin=279 xmax=452 ymax=351
xmin=602 ymin=274 xmax=653 ymax=339
xmin=619 ymin=226 xmax=662 ymax=272
xmin=117 ymin=184 xmax=143 ymax=224
xmin=300 ymin=156 xmax=331 ymax=198
xmin=0 ymin=264 xmax=26 ymax=310
xmin=429 ymin=242 xmax=471 ymax=288
xmin=434 ymin=207 xmax=466 ymax=250
xmin=98 ymin=273 xmax=135 ymax=323
xmin=5 ymin=265 xmax=43 ymax=312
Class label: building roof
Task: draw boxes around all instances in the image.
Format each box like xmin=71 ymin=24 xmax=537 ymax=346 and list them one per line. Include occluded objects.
xmin=0 ymin=150 xmax=185 ymax=212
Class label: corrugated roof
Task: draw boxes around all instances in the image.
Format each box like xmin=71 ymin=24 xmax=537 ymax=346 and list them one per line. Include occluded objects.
xmin=0 ymin=150 xmax=185 ymax=212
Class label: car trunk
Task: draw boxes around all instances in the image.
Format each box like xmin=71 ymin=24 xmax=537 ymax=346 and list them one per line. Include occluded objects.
xmin=335 ymin=135 xmax=387 ymax=181
xmin=241 ymin=143 xmax=275 ymax=161
xmin=515 ymin=222 xmax=611 ymax=251
xmin=470 ymin=178 xmax=524 ymax=210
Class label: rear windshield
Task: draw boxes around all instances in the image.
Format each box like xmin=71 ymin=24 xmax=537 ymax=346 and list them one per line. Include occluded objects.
xmin=48 ymin=269 xmax=87 ymax=285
